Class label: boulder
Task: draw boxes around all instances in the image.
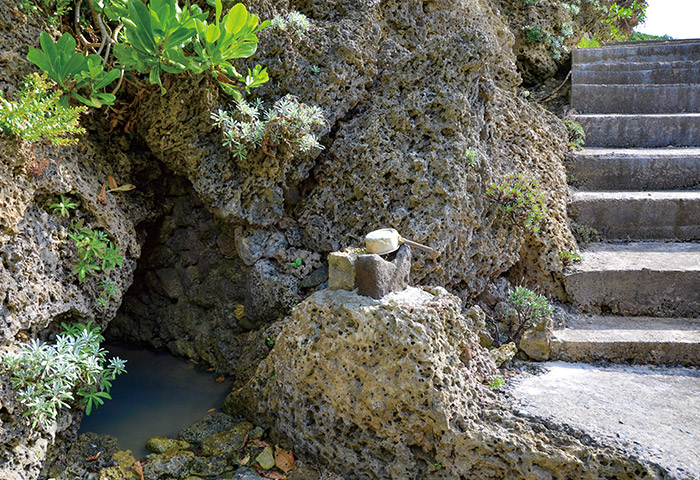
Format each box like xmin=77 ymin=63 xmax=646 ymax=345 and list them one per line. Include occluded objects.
xmin=226 ymin=287 xmax=664 ymax=479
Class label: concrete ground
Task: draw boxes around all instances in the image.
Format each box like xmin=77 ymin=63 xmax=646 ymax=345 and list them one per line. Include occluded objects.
xmin=508 ymin=362 xmax=700 ymax=479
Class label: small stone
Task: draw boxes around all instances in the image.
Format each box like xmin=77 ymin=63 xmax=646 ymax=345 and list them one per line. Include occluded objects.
xmin=234 ymin=304 xmax=245 ymax=321
xmin=328 ymin=251 xmax=360 ymax=290
xmin=200 ymin=422 xmax=252 ymax=456
xmin=255 ymin=446 xmax=275 ymax=470
xmin=300 ymin=267 xmax=329 ymax=289
xmin=189 ymin=455 xmax=229 ymax=476
xmin=143 ymin=451 xmax=195 ymax=479
xmin=356 ymin=245 xmax=411 ymax=299
xmin=490 ymin=342 xmax=517 ymax=367
xmin=145 ymin=436 xmax=192 ymax=454
xmin=178 ymin=412 xmax=239 ymax=444
xmin=229 ymin=467 xmax=266 ymax=479
xmin=519 ymin=318 xmax=553 ymax=361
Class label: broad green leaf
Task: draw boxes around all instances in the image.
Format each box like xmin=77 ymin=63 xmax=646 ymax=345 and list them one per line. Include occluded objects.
xmin=95 ymin=93 xmax=116 ymax=105
xmin=215 ymin=0 xmax=222 ymax=25
xmin=93 ymin=69 xmax=121 ymax=90
xmin=72 ymin=91 xmax=95 ymax=106
xmin=224 ymin=3 xmax=247 ymax=35
xmin=205 ymin=24 xmax=220 ymax=43
xmin=162 ymin=27 xmax=196 ymax=50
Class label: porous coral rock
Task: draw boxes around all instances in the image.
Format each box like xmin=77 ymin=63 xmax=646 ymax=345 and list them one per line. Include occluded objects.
xmin=225 ymin=287 xmax=666 ymax=479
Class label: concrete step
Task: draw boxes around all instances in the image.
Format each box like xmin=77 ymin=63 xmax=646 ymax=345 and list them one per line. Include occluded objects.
xmin=510 ymin=362 xmax=700 ymax=479
xmin=573 ymin=60 xmax=700 ymax=85
xmin=571 ymin=113 xmax=700 ymax=148
xmin=563 ymin=242 xmax=700 ymax=317
xmin=572 ymin=84 xmax=700 ymax=114
xmin=567 ymin=148 xmax=700 ymax=191
xmin=573 ymin=39 xmax=700 ymax=65
xmin=551 ymin=315 xmax=700 ymax=366
xmin=569 ymin=190 xmax=700 ymax=240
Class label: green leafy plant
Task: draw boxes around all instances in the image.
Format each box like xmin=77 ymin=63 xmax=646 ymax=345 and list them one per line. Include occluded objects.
xmin=265 ymin=337 xmax=275 ymax=347
xmin=27 ymin=32 xmax=120 ymax=107
xmin=270 ymin=11 xmax=311 ymax=38
xmin=487 ymin=174 xmax=546 ymax=233
xmin=506 ymin=286 xmax=553 ymax=343
xmin=50 ymin=195 xmax=78 ymax=217
xmin=68 ymin=221 xmax=123 ymax=282
xmin=290 ymin=257 xmax=303 ymax=268
xmin=18 ymin=0 xmax=72 ymax=24
xmin=433 ymin=460 xmax=444 ymax=469
xmin=113 ymin=0 xmax=208 ymax=93
xmin=211 ymin=94 xmax=325 ymax=163
xmin=465 ymin=148 xmax=478 ymax=168
xmin=489 ymin=376 xmax=505 ymax=391
xmin=0 ymin=322 xmax=126 ymax=429
xmin=559 ymin=250 xmax=582 ymax=266
xmin=564 ymin=120 xmax=585 ymax=151
xmin=189 ymin=0 xmax=270 ymax=98
xmin=523 ymin=26 xmax=548 ymax=43
xmin=0 ymin=73 xmax=87 ymax=146
xmin=309 ymin=64 xmax=321 ymax=74
xmin=571 ymin=223 xmax=600 ymax=245
xmin=96 ymin=279 xmax=120 ymax=307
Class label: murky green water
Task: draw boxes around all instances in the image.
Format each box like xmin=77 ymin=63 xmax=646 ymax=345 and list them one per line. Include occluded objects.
xmin=78 ymin=343 xmax=234 ymax=459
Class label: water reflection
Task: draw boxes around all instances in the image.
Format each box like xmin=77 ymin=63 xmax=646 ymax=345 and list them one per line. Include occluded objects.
xmin=78 ymin=343 xmax=234 ymax=459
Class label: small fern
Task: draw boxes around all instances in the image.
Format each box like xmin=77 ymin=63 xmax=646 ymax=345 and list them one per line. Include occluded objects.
xmin=0 ymin=73 xmax=86 ymax=146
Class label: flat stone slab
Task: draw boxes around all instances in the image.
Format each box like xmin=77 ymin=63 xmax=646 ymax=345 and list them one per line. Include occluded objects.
xmin=573 ymin=39 xmax=700 ymax=65
xmin=568 ymin=148 xmax=700 ymax=190
xmin=573 ymin=61 xmax=700 ymax=85
xmin=572 ymin=113 xmax=700 ymax=148
xmin=569 ymin=190 xmax=700 ymax=240
xmin=551 ymin=315 xmax=700 ymax=366
xmin=510 ymin=362 xmax=700 ymax=479
xmin=564 ymin=242 xmax=700 ymax=317
xmin=572 ymin=84 xmax=700 ymax=114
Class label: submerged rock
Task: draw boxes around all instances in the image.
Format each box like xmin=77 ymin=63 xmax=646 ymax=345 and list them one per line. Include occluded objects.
xmin=145 ymin=436 xmax=192 ymax=454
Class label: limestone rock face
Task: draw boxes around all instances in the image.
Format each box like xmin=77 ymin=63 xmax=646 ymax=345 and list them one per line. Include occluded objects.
xmin=135 ymin=0 xmax=576 ymax=302
xmin=225 ymin=288 xmax=667 ymax=479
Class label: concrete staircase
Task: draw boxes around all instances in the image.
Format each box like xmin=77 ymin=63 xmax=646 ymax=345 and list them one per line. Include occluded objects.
xmin=553 ymin=40 xmax=700 ymax=366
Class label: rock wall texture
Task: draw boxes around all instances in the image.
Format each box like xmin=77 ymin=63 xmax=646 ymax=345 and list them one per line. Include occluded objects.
xmin=225 ymin=288 xmax=668 ymax=479
xmin=0 ymin=0 xmax=589 ymax=476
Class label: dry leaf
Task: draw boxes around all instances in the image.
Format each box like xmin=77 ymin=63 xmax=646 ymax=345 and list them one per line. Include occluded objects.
xmin=249 ymin=439 xmax=269 ymax=448
xmin=86 ymin=451 xmax=101 ymax=462
xmin=262 ymin=472 xmax=287 ymax=479
xmin=207 ymin=368 xmax=215 ymax=372
xmin=207 ymin=408 xmax=216 ymax=413
xmin=133 ymin=461 xmax=145 ymax=480
xmin=274 ymin=446 xmax=295 ymax=474
xmin=215 ymin=376 xmax=225 ymax=383
xmin=106 ymin=183 xmax=135 ymax=193
xmin=238 ymin=453 xmax=250 ymax=465
xmin=97 ymin=184 xmax=107 ymax=204
xmin=107 ymin=175 xmax=118 ymax=190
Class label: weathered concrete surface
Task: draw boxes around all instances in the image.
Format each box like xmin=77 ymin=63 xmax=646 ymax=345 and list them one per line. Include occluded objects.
xmin=572 ymin=84 xmax=700 ymax=114
xmin=564 ymin=242 xmax=700 ymax=317
xmin=226 ymin=288 xmax=670 ymax=479
xmin=510 ymin=362 xmax=700 ymax=479
xmin=551 ymin=315 xmax=700 ymax=366
xmin=572 ymin=114 xmax=700 ymax=148
xmin=567 ymin=148 xmax=700 ymax=191
xmin=573 ymin=39 xmax=700 ymax=65
xmin=569 ymin=191 xmax=700 ymax=240
xmin=573 ymin=61 xmax=700 ymax=85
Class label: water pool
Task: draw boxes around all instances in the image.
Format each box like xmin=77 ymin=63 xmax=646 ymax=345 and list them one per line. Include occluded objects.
xmin=78 ymin=343 xmax=234 ymax=459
